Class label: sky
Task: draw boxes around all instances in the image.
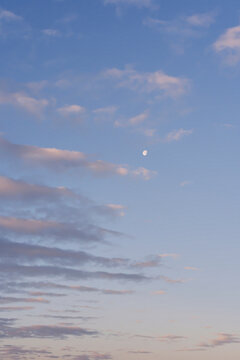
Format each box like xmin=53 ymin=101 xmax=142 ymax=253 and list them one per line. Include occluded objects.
xmin=0 ymin=0 xmax=240 ymax=359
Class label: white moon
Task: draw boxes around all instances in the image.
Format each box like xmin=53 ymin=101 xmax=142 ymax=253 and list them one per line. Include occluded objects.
xmin=142 ymin=150 xmax=148 ymax=157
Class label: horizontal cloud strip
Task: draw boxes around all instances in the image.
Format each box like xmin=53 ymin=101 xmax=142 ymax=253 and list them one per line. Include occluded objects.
xmin=0 ymin=175 xmax=76 ymax=202
xmin=0 ymin=237 xmax=129 ymax=267
xmin=0 ymin=215 xmax=121 ymax=244
xmin=0 ymin=323 xmax=98 ymax=339
xmin=0 ymin=263 xmax=150 ymax=282
xmin=0 ymin=136 xmax=156 ymax=180
xmin=3 ymin=281 xmax=134 ymax=296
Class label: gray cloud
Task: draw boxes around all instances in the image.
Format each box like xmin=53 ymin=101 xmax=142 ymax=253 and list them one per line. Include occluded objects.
xmin=0 ymin=323 xmax=98 ymax=339
xmin=72 ymin=353 xmax=112 ymax=360
xmin=0 ymin=345 xmax=53 ymax=360
xmin=134 ymin=334 xmax=187 ymax=342
xmin=0 ymin=216 xmax=121 ymax=244
xmin=0 ymin=263 xmax=150 ymax=282
xmin=198 ymin=333 xmax=240 ymax=349
xmin=0 ymin=306 xmax=34 ymax=312
xmin=0 ymin=296 xmax=49 ymax=304
xmin=3 ymin=281 xmax=134 ymax=296
xmin=0 ymin=237 xmax=129 ymax=267
xmin=0 ymin=175 xmax=78 ymax=203
xmin=104 ymin=0 xmax=154 ymax=9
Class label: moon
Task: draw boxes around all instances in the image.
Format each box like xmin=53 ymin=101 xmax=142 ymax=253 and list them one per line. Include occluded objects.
xmin=142 ymin=150 xmax=148 ymax=157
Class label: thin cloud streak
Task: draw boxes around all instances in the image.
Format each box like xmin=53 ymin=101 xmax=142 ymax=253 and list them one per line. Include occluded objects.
xmin=214 ymin=25 xmax=240 ymax=64
xmin=103 ymin=66 xmax=189 ymax=98
xmin=0 ymin=136 xmax=156 ymax=180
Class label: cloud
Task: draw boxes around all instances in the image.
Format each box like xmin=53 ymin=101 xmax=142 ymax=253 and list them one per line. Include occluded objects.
xmin=134 ymin=333 xmax=187 ymax=342
xmin=0 ymin=91 xmax=48 ymax=115
xmin=184 ymin=266 xmax=199 ymax=271
xmin=0 ymin=263 xmax=150 ymax=282
xmin=93 ymin=106 xmax=118 ymax=115
xmin=0 ymin=9 xmax=22 ymax=21
xmin=144 ymin=12 xmax=216 ymax=37
xmin=114 ymin=111 xmax=148 ymax=128
xmin=0 ymin=175 xmax=76 ymax=202
xmin=128 ymin=350 xmax=152 ymax=354
xmin=164 ymin=128 xmax=193 ymax=142
xmin=0 ymin=216 xmax=121 ymax=244
xmin=0 ymin=323 xmax=98 ymax=339
xmin=105 ymin=204 xmax=126 ymax=217
xmin=104 ymin=0 xmax=154 ymax=9
xmin=181 ymin=333 xmax=240 ymax=352
xmin=159 ymin=253 xmax=179 ymax=258
xmin=198 ymin=333 xmax=240 ymax=349
xmin=29 ymin=291 xmax=66 ymax=297
xmin=0 ymin=306 xmax=34 ymax=312
xmin=101 ymin=289 xmax=133 ymax=295
xmin=0 ymin=345 xmax=53 ymax=359
xmin=4 ymin=281 xmax=134 ymax=296
xmin=132 ymin=255 xmax=161 ymax=268
xmin=180 ymin=180 xmax=192 ymax=187
xmin=186 ymin=13 xmax=216 ymax=27
xmin=104 ymin=66 xmax=189 ymax=98
xmin=73 ymin=353 xmax=112 ymax=360
xmin=0 ymin=237 xmax=131 ymax=267
xmin=0 ymin=296 xmax=49 ymax=304
xmin=159 ymin=335 xmax=187 ymax=342
xmin=42 ymin=28 xmax=61 ymax=37
xmin=0 ymin=136 xmax=156 ymax=180
xmin=160 ymin=276 xmax=186 ymax=284
xmin=138 ymin=128 xmax=156 ymax=137
xmin=153 ymin=290 xmax=166 ymax=295
xmin=132 ymin=167 xmax=157 ymax=180
xmin=213 ymin=25 xmax=240 ymax=64
xmin=57 ymin=104 xmax=86 ymax=117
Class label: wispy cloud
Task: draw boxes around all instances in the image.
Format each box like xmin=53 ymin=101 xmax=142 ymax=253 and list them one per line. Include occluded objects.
xmin=0 ymin=237 xmax=131 ymax=267
xmin=0 ymin=263 xmax=150 ymax=282
xmin=0 ymin=306 xmax=34 ymax=312
xmin=0 ymin=175 xmax=76 ymax=202
xmin=0 ymin=323 xmax=98 ymax=339
xmin=104 ymin=0 xmax=154 ymax=9
xmin=42 ymin=28 xmax=61 ymax=37
xmin=144 ymin=12 xmax=216 ymax=53
xmin=57 ymin=104 xmax=86 ymax=117
xmin=4 ymin=281 xmax=134 ymax=296
xmin=73 ymin=353 xmax=112 ymax=360
xmin=115 ymin=111 xmax=148 ymax=128
xmin=184 ymin=266 xmax=199 ymax=271
xmin=0 ymin=345 xmax=55 ymax=359
xmin=198 ymin=333 xmax=240 ymax=349
xmin=104 ymin=66 xmax=189 ymax=98
xmin=153 ymin=290 xmax=166 ymax=295
xmin=93 ymin=106 xmax=118 ymax=115
xmin=164 ymin=128 xmax=193 ymax=142
xmin=0 ymin=216 xmax=121 ymax=244
xmin=0 ymin=9 xmax=22 ymax=21
xmin=144 ymin=12 xmax=216 ymax=36
xmin=160 ymin=276 xmax=186 ymax=284
xmin=135 ymin=333 xmax=187 ymax=342
xmin=181 ymin=333 xmax=240 ymax=352
xmin=0 ymin=91 xmax=48 ymax=116
xmin=0 ymin=296 xmax=49 ymax=304
xmin=180 ymin=180 xmax=192 ymax=187
xmin=0 ymin=136 xmax=156 ymax=180
xmin=213 ymin=25 xmax=240 ymax=64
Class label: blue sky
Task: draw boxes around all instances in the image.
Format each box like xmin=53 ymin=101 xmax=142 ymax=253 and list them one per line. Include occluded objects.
xmin=0 ymin=0 xmax=240 ymax=359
